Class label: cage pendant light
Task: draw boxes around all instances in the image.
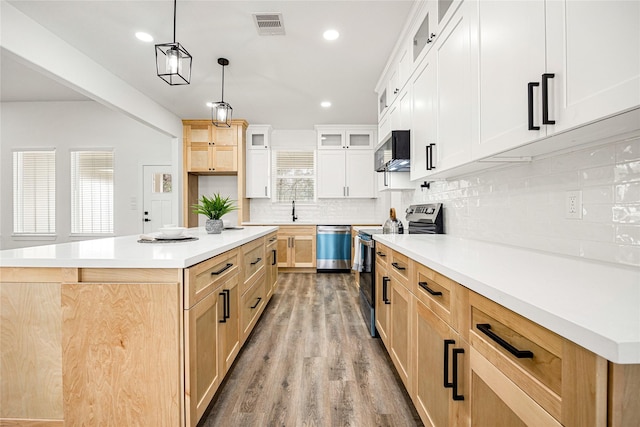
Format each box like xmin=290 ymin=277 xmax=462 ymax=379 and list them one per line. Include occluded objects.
xmin=211 ymin=58 xmax=233 ymax=127
xmin=155 ymin=0 xmax=192 ymax=85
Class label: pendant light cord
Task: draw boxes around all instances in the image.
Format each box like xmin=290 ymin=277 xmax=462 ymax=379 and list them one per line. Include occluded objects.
xmin=173 ymin=0 xmax=177 ymax=43
xmin=221 ymin=64 xmax=225 ymax=102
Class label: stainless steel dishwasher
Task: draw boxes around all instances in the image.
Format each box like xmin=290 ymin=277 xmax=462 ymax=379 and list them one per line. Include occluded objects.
xmin=316 ymin=225 xmax=351 ymax=271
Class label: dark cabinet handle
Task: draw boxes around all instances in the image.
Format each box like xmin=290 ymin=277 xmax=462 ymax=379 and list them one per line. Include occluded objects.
xmin=269 ymin=237 xmax=277 ymax=243
xmin=383 ymin=277 xmax=391 ymax=304
xmin=250 ymin=297 xmax=262 ymax=309
xmin=391 ymin=262 xmax=406 ymax=271
xmin=452 ymin=348 xmax=465 ymax=401
xmin=426 ymin=143 xmax=436 ymax=170
xmin=271 ymin=249 xmax=277 ymax=266
xmin=444 ymin=339 xmax=455 ymax=388
xmin=419 ymin=281 xmax=442 ymax=296
xmin=250 ymin=257 xmax=262 ymax=265
xmin=528 ymin=82 xmax=540 ymax=130
xmin=219 ymin=289 xmax=230 ymax=323
xmin=376 ymin=251 xmax=386 ymax=257
xmin=476 ymin=323 xmax=534 ymax=358
xmin=541 ymin=73 xmax=556 ymax=125
xmin=211 ymin=263 xmax=233 ymax=275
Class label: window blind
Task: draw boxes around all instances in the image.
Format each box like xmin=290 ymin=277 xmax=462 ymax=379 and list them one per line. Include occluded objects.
xmin=71 ymin=150 xmax=114 ymax=234
xmin=12 ymin=150 xmax=56 ymax=234
xmin=273 ymin=150 xmax=315 ymax=202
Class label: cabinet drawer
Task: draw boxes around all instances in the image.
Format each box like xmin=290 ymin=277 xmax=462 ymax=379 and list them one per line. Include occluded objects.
xmin=389 ymin=250 xmax=410 ymax=283
xmin=469 ymin=291 xmax=563 ymax=420
xmin=241 ymin=272 xmax=267 ymax=339
xmin=185 ymin=248 xmax=239 ymax=308
xmin=413 ymin=260 xmax=468 ymax=335
xmin=242 ymin=238 xmax=265 ymax=294
xmin=375 ymin=242 xmax=390 ymax=269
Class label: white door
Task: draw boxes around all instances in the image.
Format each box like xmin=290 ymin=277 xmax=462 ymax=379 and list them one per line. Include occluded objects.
xmin=317 ymin=150 xmax=347 ymax=198
xmin=345 ymin=151 xmax=376 ymax=198
xmin=475 ymin=0 xmax=547 ymax=159
xmin=435 ymin=3 xmax=476 ymax=171
xmin=142 ymin=165 xmax=175 ymax=233
xmin=546 ymin=0 xmax=640 ymax=133
xmin=410 ymin=54 xmax=438 ymax=181
xmin=246 ymin=150 xmax=270 ymax=198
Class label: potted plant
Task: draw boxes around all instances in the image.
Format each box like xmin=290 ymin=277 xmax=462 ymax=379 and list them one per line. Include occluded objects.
xmin=192 ymin=193 xmax=237 ymax=234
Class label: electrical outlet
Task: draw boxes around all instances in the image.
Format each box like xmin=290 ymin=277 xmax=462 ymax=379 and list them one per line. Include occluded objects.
xmin=565 ymin=190 xmax=582 ymax=219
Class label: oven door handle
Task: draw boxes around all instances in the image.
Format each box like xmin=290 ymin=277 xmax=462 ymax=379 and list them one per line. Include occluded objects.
xmin=360 ymin=238 xmax=375 ymax=248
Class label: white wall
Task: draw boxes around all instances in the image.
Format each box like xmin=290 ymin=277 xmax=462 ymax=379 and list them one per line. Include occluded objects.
xmin=0 ymin=101 xmax=173 ymax=249
xmin=399 ymin=137 xmax=640 ymax=267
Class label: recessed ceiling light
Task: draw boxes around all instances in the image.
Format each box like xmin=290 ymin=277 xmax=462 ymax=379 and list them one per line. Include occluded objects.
xmin=323 ymin=29 xmax=339 ymax=41
xmin=321 ymin=101 xmax=332 ymax=108
xmin=135 ymin=32 xmax=153 ymax=42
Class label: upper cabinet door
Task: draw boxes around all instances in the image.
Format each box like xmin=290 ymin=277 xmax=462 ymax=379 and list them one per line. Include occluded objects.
xmin=345 ymin=151 xmax=376 ymax=198
xmin=410 ymin=55 xmax=438 ymax=181
xmin=245 ymin=150 xmax=270 ymax=198
xmin=546 ymin=0 xmax=640 ymax=133
xmin=317 ymin=150 xmax=347 ymax=198
xmin=346 ymin=130 xmax=374 ymax=149
xmin=475 ymin=0 xmax=547 ymax=159
xmin=317 ymin=129 xmax=346 ymax=149
xmin=246 ymin=125 xmax=272 ymax=150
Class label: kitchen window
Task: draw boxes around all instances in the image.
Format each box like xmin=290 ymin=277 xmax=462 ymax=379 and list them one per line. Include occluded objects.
xmin=70 ymin=150 xmax=114 ymax=234
xmin=273 ymin=150 xmax=315 ymax=203
xmin=12 ymin=149 xmax=56 ymax=235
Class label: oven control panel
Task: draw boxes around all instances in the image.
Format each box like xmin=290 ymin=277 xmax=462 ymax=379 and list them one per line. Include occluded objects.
xmin=406 ymin=203 xmax=442 ymax=223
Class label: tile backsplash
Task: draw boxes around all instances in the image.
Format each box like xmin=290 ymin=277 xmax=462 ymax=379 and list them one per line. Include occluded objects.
xmin=401 ymin=137 xmax=640 ymax=267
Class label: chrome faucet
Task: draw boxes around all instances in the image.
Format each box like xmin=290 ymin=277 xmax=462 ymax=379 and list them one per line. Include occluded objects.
xmin=292 ymin=200 xmax=297 ymax=222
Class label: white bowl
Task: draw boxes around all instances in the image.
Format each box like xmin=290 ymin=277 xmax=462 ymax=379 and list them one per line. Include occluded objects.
xmin=158 ymin=226 xmax=186 ymax=237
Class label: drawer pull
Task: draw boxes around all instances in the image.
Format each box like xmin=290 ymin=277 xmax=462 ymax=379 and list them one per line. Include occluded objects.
xmin=476 ymin=323 xmax=534 ymax=359
xmin=419 ymin=281 xmax=442 ymax=296
xmin=250 ymin=257 xmax=262 ymax=265
xmin=250 ymin=297 xmax=262 ymax=309
xmin=211 ymin=263 xmax=233 ymax=275
xmin=382 ymin=276 xmax=391 ymax=304
xmin=269 ymin=237 xmax=277 ymax=243
xmin=391 ymin=262 xmax=406 ymax=271
xmin=376 ymin=251 xmax=386 ymax=257
xmin=271 ymin=249 xmax=277 ymax=266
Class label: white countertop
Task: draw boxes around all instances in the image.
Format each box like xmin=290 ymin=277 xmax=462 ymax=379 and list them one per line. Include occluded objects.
xmin=374 ymin=234 xmax=640 ymax=364
xmin=0 ymin=226 xmax=278 ymax=269
xmin=242 ymin=221 xmax=382 ymax=226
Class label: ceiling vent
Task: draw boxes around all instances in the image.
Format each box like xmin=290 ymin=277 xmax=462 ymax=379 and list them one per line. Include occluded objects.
xmin=253 ymin=13 xmax=285 ymax=36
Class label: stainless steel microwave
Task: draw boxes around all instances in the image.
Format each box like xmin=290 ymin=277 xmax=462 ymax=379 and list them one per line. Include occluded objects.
xmin=375 ymin=130 xmax=410 ymax=172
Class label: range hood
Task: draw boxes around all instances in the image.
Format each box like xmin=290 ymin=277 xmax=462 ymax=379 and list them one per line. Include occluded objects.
xmin=375 ymin=130 xmax=411 ymax=172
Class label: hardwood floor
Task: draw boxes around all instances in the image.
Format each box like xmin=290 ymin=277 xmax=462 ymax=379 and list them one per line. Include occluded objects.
xmin=199 ymin=273 xmax=423 ymax=427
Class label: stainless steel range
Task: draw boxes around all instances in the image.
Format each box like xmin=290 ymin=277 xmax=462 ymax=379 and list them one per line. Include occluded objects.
xmin=406 ymin=203 xmax=444 ymax=234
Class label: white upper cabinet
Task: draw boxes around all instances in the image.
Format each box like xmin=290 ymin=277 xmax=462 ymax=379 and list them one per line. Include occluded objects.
xmin=317 ymin=150 xmax=376 ymax=198
xmin=245 ymin=149 xmax=270 ymax=198
xmin=316 ymin=125 xmax=375 ymax=149
xmin=246 ymin=124 xmax=272 ymax=150
xmin=411 ymin=0 xmax=478 ymax=181
xmin=475 ymin=0 xmax=547 ymax=158
xmin=545 ymin=1 xmax=640 ymax=133
xmin=476 ymin=0 xmax=640 ymax=159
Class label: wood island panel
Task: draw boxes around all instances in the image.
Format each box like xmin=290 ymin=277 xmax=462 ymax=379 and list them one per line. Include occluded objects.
xmin=0 ymin=281 xmax=63 ymax=421
xmin=61 ymin=281 xmax=182 ymax=426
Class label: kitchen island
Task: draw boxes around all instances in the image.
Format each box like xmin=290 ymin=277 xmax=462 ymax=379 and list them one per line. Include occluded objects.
xmin=0 ymin=226 xmax=278 ymax=427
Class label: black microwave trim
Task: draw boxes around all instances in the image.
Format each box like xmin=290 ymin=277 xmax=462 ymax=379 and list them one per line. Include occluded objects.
xmin=375 ymin=130 xmax=411 ymax=172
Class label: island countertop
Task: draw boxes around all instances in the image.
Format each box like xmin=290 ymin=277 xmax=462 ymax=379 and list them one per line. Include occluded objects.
xmin=0 ymin=226 xmax=278 ymax=269
xmin=374 ymin=234 xmax=640 ymax=364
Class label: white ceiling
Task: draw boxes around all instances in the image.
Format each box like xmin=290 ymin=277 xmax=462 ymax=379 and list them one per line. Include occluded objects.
xmin=1 ymin=0 xmax=414 ymax=129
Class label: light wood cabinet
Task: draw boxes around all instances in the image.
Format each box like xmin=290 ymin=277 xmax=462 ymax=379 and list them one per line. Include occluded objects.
xmin=375 ymin=243 xmax=390 ymax=346
xmin=185 ymin=282 xmax=222 ymax=427
xmin=276 ymin=225 xmax=316 ymax=269
xmin=185 ymin=123 xmax=238 ymax=173
xmin=182 ymin=119 xmax=249 ymax=228
xmin=219 ymin=273 xmax=240 ymax=375
xmin=240 ymin=271 xmax=267 ymax=342
xmin=415 ymin=299 xmax=469 ymax=427
xmin=241 ymin=237 xmax=266 ymax=295
xmin=265 ymin=232 xmax=278 ymax=298
xmin=389 ymin=273 xmax=412 ymax=390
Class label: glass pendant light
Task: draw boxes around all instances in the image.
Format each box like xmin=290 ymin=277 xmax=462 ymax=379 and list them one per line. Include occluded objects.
xmin=210 ymin=58 xmax=233 ymax=128
xmin=155 ymin=0 xmax=192 ymax=85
